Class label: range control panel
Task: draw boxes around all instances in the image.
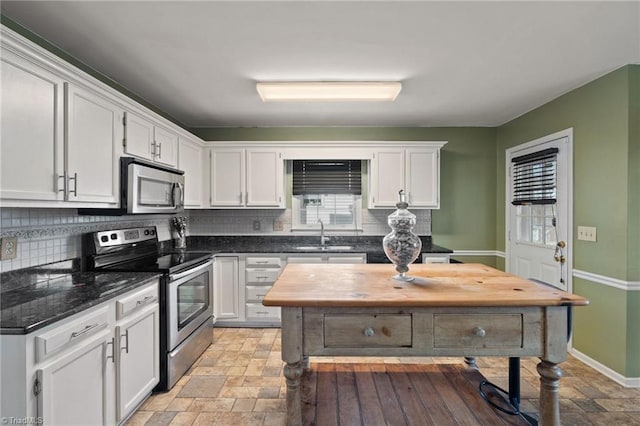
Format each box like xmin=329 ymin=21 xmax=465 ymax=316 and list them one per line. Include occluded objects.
xmin=94 ymin=226 xmax=157 ymax=248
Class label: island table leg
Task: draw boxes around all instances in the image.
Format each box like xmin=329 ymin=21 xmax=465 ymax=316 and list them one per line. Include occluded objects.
xmin=537 ymin=360 xmax=563 ymax=426
xmin=281 ymin=307 xmax=304 ymax=425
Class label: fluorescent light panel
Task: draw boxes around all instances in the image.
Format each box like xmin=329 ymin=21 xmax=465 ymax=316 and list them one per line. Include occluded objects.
xmin=256 ymin=81 xmax=402 ymax=102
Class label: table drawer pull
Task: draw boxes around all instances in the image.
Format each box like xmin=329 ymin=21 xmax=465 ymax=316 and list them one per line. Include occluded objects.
xmin=363 ymin=327 xmax=375 ymax=337
xmin=473 ymin=326 xmax=486 ymax=337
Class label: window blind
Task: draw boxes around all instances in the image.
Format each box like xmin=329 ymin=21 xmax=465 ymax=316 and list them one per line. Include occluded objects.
xmin=511 ymin=148 xmax=558 ymax=205
xmin=292 ymin=160 xmax=362 ymax=195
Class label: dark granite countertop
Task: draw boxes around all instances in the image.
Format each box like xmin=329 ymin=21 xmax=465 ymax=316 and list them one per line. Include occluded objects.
xmin=1 ymin=264 xmax=160 ymax=335
xmin=182 ymin=235 xmax=452 ymax=263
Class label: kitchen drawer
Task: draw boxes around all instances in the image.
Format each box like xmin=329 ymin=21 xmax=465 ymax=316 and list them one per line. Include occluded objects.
xmin=286 ymin=256 xmax=324 ymax=264
xmin=323 ymin=314 xmax=412 ymax=348
xmin=246 ymin=285 xmax=272 ymax=302
xmin=116 ymin=281 xmax=158 ymax=319
xmin=245 ymin=257 xmax=282 ymax=268
xmin=34 ymin=306 xmax=110 ymax=362
xmin=246 ymin=268 xmax=281 ymax=284
xmin=326 ymin=254 xmax=366 ymax=264
xmin=433 ymin=314 xmax=523 ymax=349
xmin=245 ymin=303 xmax=280 ymax=320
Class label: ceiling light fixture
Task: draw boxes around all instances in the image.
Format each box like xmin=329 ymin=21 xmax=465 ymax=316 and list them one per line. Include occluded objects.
xmin=256 ymin=81 xmax=402 ymax=102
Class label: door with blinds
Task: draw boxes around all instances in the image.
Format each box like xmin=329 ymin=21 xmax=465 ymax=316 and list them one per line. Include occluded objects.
xmin=507 ymin=131 xmax=572 ymax=291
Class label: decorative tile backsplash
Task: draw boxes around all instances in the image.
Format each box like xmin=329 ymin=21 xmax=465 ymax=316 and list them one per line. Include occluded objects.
xmin=0 ymin=207 xmax=431 ymax=273
xmin=0 ymin=208 xmax=175 ymax=273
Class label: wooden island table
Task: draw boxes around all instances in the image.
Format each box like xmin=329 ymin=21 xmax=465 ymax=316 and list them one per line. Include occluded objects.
xmin=262 ymin=263 xmax=588 ymax=426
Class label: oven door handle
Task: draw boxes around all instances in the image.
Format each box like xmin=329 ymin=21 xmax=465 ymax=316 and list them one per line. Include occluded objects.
xmin=169 ymin=260 xmax=213 ymax=281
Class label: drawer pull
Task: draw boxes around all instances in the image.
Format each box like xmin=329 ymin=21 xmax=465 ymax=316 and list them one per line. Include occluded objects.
xmin=121 ymin=330 xmax=130 ymax=354
xmin=136 ymin=295 xmax=155 ymax=306
xmin=70 ymin=323 xmax=101 ymax=339
xmin=363 ymin=327 xmax=375 ymax=337
xmin=473 ymin=326 xmax=486 ymax=337
xmin=106 ymin=337 xmax=115 ymax=363
xmin=255 ymin=261 xmax=269 ymax=264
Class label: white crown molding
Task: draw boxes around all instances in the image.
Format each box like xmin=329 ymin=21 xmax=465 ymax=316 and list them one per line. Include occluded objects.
xmin=570 ymin=348 xmax=640 ymax=388
xmin=453 ymin=250 xmax=506 ymax=258
xmin=573 ymin=269 xmax=640 ymax=291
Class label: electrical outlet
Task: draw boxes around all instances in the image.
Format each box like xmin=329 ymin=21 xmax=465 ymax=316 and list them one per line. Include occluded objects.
xmin=0 ymin=237 xmax=18 ymax=260
xmin=253 ymin=220 xmax=261 ymax=231
xmin=273 ymin=220 xmax=284 ymax=231
xmin=577 ymin=226 xmax=597 ymax=242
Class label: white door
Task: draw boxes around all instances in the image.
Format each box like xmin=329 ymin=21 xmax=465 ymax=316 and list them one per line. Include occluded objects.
xmin=405 ymin=148 xmax=439 ymax=208
xmin=506 ymin=130 xmax=572 ymax=291
xmin=246 ymin=149 xmax=283 ymax=207
xmin=116 ymin=303 xmax=159 ymax=422
xmin=65 ymin=83 xmax=120 ymax=204
xmin=1 ymin=48 xmax=65 ymax=202
xmin=37 ymin=329 xmax=115 ymax=426
xmin=370 ymin=149 xmax=404 ymax=207
xmin=210 ymin=148 xmax=245 ymax=207
xmin=214 ymin=256 xmax=240 ymax=320
xmin=123 ymin=111 xmax=154 ymax=161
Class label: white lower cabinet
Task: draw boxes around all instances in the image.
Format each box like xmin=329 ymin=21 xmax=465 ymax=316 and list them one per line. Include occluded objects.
xmin=115 ymin=301 xmax=159 ymax=423
xmin=213 ymin=256 xmax=241 ymax=321
xmin=422 ymin=253 xmax=451 ymax=263
xmin=37 ymin=327 xmax=115 ymax=426
xmin=0 ymin=279 xmax=159 ymax=425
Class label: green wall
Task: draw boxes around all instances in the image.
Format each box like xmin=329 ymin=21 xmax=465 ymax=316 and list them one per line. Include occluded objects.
xmin=496 ymin=65 xmax=639 ymax=378
xmin=192 ymin=127 xmax=498 ymax=253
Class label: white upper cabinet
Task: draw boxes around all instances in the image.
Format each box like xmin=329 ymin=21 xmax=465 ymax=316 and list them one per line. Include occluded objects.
xmin=369 ymin=145 xmax=445 ymax=209
xmin=123 ymin=111 xmax=179 ymax=168
xmin=65 ymin=83 xmax=120 ymax=204
xmin=209 ymin=147 xmax=284 ymax=208
xmin=1 ymin=46 xmax=65 ymax=202
xmin=178 ymin=137 xmax=203 ymax=208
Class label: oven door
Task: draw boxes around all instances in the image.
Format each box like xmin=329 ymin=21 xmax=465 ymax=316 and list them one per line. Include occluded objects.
xmin=167 ymin=260 xmax=213 ymax=350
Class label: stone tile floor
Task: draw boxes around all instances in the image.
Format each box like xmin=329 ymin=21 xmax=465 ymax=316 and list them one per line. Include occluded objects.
xmin=126 ymin=328 xmax=640 ymax=425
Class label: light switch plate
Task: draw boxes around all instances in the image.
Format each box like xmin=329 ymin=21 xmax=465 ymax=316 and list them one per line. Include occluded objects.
xmin=577 ymin=226 xmax=597 ymax=242
xmin=0 ymin=237 xmax=18 ymax=260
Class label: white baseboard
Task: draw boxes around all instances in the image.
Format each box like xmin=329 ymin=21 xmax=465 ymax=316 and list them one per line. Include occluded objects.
xmin=570 ymin=348 xmax=640 ymax=388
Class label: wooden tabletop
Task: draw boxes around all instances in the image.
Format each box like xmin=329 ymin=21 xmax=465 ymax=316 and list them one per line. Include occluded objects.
xmin=262 ymin=263 xmax=589 ymax=308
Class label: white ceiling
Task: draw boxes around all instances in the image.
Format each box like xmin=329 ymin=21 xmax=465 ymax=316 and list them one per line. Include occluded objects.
xmin=2 ymin=1 xmax=639 ymax=128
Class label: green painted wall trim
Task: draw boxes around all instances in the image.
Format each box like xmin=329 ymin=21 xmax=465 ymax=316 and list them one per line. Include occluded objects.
xmin=628 ymin=65 xmax=640 ymax=282
xmin=0 ymin=15 xmax=187 ymax=130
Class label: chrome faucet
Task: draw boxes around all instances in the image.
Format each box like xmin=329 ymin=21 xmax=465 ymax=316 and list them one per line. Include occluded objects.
xmin=317 ymin=218 xmax=328 ymax=246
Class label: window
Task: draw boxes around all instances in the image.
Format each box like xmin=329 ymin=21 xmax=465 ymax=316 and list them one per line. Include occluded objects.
xmin=511 ymin=147 xmax=559 ymax=246
xmin=291 ymin=160 xmax=362 ymax=230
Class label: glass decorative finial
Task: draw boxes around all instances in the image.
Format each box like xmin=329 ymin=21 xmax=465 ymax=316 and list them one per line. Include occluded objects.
xmin=382 ymin=190 xmax=422 ymax=281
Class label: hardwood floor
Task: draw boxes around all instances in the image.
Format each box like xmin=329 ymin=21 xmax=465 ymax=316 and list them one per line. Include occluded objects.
xmin=126 ymin=328 xmax=640 ymax=426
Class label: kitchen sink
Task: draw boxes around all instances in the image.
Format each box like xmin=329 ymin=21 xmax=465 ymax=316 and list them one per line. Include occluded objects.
xmin=294 ymin=245 xmax=355 ymax=251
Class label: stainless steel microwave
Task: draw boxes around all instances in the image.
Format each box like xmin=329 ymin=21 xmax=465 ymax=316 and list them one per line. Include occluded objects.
xmin=79 ymin=157 xmax=185 ymax=215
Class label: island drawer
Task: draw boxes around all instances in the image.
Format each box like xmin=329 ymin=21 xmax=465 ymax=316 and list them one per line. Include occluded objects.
xmin=433 ymin=314 xmax=523 ymax=349
xmin=323 ymin=314 xmax=412 ymax=348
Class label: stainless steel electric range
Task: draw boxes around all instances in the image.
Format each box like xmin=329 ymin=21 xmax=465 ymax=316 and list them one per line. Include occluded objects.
xmin=84 ymin=226 xmax=213 ymax=391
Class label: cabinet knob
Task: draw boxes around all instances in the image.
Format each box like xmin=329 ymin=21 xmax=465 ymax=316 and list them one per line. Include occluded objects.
xmin=473 ymin=326 xmax=486 ymax=337
xmin=363 ymin=327 xmax=375 ymax=337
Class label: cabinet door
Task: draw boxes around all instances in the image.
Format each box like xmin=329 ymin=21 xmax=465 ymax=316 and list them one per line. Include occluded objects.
xmin=405 ymin=148 xmax=439 ymax=208
xmin=213 ymin=257 xmax=240 ymax=320
xmin=246 ymin=149 xmax=283 ymax=207
xmin=153 ymin=125 xmax=179 ymax=168
xmin=210 ymin=148 xmax=245 ymax=207
xmin=37 ymin=329 xmax=115 ymax=426
xmin=370 ymin=149 xmax=405 ymax=207
xmin=65 ymin=84 xmax=120 ymax=204
xmin=1 ymin=48 xmax=64 ymax=202
xmin=116 ymin=303 xmax=159 ymax=423
xmin=123 ymin=111 xmax=154 ymax=161
xmin=178 ymin=138 xmax=203 ymax=207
